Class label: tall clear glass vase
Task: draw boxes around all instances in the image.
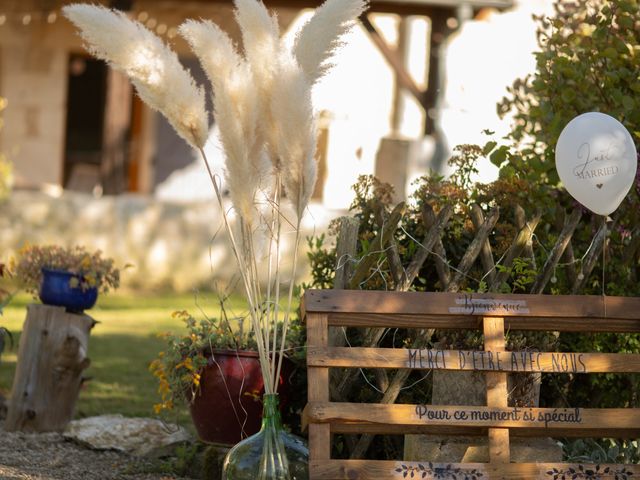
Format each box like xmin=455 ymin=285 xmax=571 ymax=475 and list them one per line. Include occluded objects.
xmin=222 ymin=394 xmax=309 ymax=480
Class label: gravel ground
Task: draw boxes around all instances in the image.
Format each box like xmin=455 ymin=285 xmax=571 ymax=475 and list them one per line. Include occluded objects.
xmin=0 ymin=426 xmax=195 ymax=480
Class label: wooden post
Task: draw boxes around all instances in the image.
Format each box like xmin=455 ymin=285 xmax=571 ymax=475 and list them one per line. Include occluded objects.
xmin=307 ymin=313 xmax=330 ymax=476
xmin=5 ymin=304 xmax=94 ymax=432
xmin=483 ymin=316 xmax=510 ymax=464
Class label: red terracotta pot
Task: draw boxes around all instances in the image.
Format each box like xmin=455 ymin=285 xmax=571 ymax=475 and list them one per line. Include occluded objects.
xmin=188 ymin=349 xmax=290 ymax=444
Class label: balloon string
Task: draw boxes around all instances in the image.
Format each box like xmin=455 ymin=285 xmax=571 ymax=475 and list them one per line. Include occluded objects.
xmin=602 ymin=215 xmax=607 ymax=318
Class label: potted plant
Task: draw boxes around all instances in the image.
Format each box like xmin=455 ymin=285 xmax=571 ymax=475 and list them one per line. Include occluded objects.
xmin=150 ymin=309 xmax=295 ymax=445
xmin=12 ymin=244 xmax=120 ymax=312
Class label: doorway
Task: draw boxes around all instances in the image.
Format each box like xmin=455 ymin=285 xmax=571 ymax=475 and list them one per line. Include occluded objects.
xmin=63 ymin=54 xmax=106 ymax=193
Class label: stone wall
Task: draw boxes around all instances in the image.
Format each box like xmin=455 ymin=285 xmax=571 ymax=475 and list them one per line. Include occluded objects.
xmin=0 ymin=191 xmax=335 ymax=292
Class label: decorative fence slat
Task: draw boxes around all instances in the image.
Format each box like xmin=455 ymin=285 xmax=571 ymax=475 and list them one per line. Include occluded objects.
xmin=423 ymin=203 xmax=451 ymax=289
xmin=489 ymin=211 xmax=542 ymax=291
xmin=304 ymin=289 xmax=640 ymax=479
xmin=307 ymin=347 xmax=640 ymax=373
xmin=470 ymin=204 xmax=496 ymax=286
xmin=572 ymin=219 xmax=609 ymax=293
xmin=306 ymin=402 xmax=640 ymax=436
xmin=530 ymin=209 xmax=582 ymax=294
xmin=303 ymin=290 xmax=640 ymax=319
xmin=449 ymin=208 xmax=499 ymax=292
xmin=310 ymin=460 xmax=640 ymax=480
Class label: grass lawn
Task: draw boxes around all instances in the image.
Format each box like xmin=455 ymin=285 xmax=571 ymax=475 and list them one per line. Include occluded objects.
xmin=0 ymin=290 xmax=247 ymax=429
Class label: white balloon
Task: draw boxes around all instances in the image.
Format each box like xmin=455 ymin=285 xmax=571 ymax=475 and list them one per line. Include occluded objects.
xmin=555 ymin=112 xmax=637 ymax=216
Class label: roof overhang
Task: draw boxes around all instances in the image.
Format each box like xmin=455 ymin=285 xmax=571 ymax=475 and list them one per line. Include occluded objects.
xmin=181 ymin=0 xmax=515 ymax=16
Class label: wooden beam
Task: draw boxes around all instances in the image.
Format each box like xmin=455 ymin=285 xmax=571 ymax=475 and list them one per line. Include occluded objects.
xmin=319 ymin=312 xmax=640 ymax=333
xmin=484 ymin=317 xmax=509 ymax=464
xmin=359 ymin=14 xmax=427 ymax=109
xmin=307 ymin=347 xmax=640 ymax=373
xmin=306 ymin=314 xmax=331 ymax=475
xmin=182 ymin=0 xmax=514 ymax=17
xmin=306 ymin=402 xmax=640 ymax=437
xmin=311 ymin=460 xmax=640 ymax=480
xmin=302 ymin=289 xmax=640 ymax=320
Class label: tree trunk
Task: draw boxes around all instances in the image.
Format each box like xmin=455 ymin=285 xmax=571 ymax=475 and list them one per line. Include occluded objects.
xmin=5 ymin=304 xmax=94 ymax=432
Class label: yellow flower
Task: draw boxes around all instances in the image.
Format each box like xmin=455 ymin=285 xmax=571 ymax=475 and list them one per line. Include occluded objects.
xmin=175 ymin=357 xmax=194 ymax=371
xmin=158 ymin=379 xmax=171 ymax=395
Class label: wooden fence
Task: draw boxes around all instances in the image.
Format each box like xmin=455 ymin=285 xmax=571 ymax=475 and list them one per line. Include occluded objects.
xmin=303 ymin=290 xmax=640 ymax=480
xmin=324 ymin=201 xmax=621 ymax=458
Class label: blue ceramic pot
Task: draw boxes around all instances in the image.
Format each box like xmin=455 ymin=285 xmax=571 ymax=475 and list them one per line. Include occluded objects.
xmin=38 ymin=268 xmax=98 ymax=313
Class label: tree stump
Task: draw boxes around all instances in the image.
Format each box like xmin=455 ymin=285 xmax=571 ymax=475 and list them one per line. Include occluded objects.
xmin=5 ymin=304 xmax=94 ymax=432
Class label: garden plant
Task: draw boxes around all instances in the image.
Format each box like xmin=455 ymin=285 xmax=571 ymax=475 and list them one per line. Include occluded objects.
xmin=12 ymin=244 xmax=120 ymax=297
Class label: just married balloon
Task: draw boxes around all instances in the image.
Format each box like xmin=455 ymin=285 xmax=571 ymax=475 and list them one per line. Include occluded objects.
xmin=555 ymin=112 xmax=637 ymax=216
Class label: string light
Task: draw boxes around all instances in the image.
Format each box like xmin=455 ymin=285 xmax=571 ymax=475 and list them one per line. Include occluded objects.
xmin=0 ymin=10 xmax=178 ymax=40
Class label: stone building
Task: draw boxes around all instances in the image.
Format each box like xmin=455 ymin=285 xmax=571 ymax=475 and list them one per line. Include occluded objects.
xmin=0 ymin=0 xmax=516 ymax=205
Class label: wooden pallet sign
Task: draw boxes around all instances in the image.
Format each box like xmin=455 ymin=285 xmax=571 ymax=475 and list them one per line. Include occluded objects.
xmin=302 ymin=289 xmax=640 ymax=480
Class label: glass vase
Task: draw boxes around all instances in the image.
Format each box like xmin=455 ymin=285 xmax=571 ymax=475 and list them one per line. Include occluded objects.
xmin=222 ymin=394 xmax=309 ymax=480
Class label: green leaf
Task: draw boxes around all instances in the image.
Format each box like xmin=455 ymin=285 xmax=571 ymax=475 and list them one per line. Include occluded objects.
xmin=604 ymin=47 xmax=618 ymax=59
xmin=482 ymin=141 xmax=497 ymax=156
xmin=561 ymin=88 xmax=576 ymax=103
xmin=618 ymin=14 xmax=634 ymax=29
xmin=489 ymin=146 xmax=508 ymax=167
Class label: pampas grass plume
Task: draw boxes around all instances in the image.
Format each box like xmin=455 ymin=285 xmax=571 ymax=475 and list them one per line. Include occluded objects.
xmin=62 ymin=4 xmax=208 ymax=148
xmin=270 ymin=53 xmax=317 ymax=218
xmin=180 ymin=20 xmax=268 ymax=223
xmin=293 ymin=0 xmax=368 ymax=85
xmin=233 ymin=0 xmax=281 ymax=164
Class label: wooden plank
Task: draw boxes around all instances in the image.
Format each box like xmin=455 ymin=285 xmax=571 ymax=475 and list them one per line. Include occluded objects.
xmin=327 ymin=422 xmax=640 ymax=438
xmin=201 ymin=0 xmax=514 ymax=15
xmin=422 ymin=203 xmax=451 ymax=289
xmin=515 ymin=204 xmax=536 ymax=265
xmin=306 ymin=402 xmax=640 ymax=436
xmin=573 ymin=219 xmax=609 ymax=294
xmin=334 ymin=217 xmax=360 ymax=290
xmin=470 ymin=204 xmax=496 ymax=285
xmin=359 ymin=15 xmax=426 ymax=109
xmin=302 ymin=289 xmax=640 ymax=320
xmin=490 ymin=211 xmax=542 ymax=292
xmin=307 ymin=347 xmax=640 ymax=373
xmin=400 ymin=203 xmax=453 ymax=291
xmin=324 ymin=312 xmax=640 ymax=333
xmin=448 ymin=208 xmax=499 ymax=292
xmin=483 ymin=317 xmax=509 ymax=463
xmin=530 ymin=209 xmax=582 ymax=294
xmin=307 ymin=314 xmax=331 ymax=464
xmin=310 ymin=459 xmax=640 ymax=480
xmin=348 ymin=202 xmax=405 ymax=289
